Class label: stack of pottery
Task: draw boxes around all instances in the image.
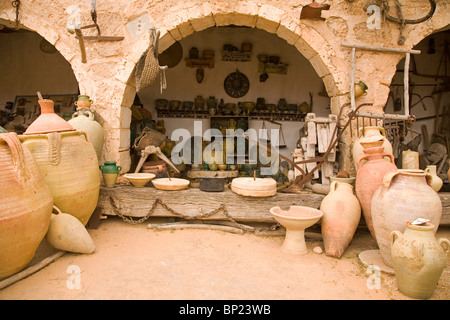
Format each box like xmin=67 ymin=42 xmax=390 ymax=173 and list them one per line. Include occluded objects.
xmin=371 ymin=169 xmax=442 ymax=267
xmin=391 ymin=220 xmax=449 ymax=299
xmin=68 ymin=95 xmax=104 ymax=161
xmin=19 ymin=99 xmax=100 ymax=226
xmin=0 ymin=132 xmax=53 ymax=279
xmin=355 ymin=138 xmax=397 ymax=240
xmin=352 ymin=126 xmax=393 ymax=171
xmin=320 ymin=181 xmax=361 ymax=258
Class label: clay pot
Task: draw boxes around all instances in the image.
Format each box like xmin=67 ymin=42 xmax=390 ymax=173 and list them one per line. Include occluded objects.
xmin=46 ymin=206 xmax=95 ymax=254
xmin=391 ymin=221 xmax=450 ymax=299
xmin=424 ymin=165 xmax=443 ymax=192
xmin=74 ymin=95 xmax=93 ymax=109
xmin=24 ymin=99 xmax=75 ymax=135
xmin=354 ymin=81 xmax=368 ymax=98
xmin=355 ymin=144 xmax=397 ymax=241
xmin=99 ymin=161 xmax=122 ymax=187
xmin=68 ymin=108 xmax=104 ymax=161
xmin=352 ymin=126 xmax=393 ymax=171
xmin=19 ymin=131 xmax=100 ymax=226
xmin=0 ymin=133 xmax=53 ymax=279
xmin=320 ymin=181 xmax=361 ymax=258
xmin=371 ymin=169 xmax=442 ymax=267
xmin=402 ymin=149 xmax=419 ymax=169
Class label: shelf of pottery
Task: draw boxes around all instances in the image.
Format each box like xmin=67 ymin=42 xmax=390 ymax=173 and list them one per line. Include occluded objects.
xmin=155 ymin=97 xmax=310 ymax=122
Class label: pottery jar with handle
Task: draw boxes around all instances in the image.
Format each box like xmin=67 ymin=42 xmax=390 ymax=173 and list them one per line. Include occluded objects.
xmin=355 ymin=141 xmax=397 ymax=241
xmin=352 ymin=126 xmax=393 ymax=172
xmin=371 ymin=169 xmax=442 ymax=267
xmin=99 ymin=161 xmax=122 ymax=188
xmin=19 ymin=130 xmax=100 ymax=226
xmin=320 ymin=181 xmax=361 ymax=258
xmin=68 ymin=108 xmax=104 ymax=161
xmin=424 ymin=165 xmax=443 ymax=192
xmin=0 ymin=132 xmax=53 ymax=280
xmin=391 ymin=221 xmax=450 ymax=299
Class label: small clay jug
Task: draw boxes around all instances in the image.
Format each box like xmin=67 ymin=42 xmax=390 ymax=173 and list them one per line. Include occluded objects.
xmin=402 ymin=149 xmax=419 ymax=169
xmin=391 ymin=221 xmax=449 ymax=299
xmin=354 ymin=81 xmax=368 ymax=98
xmin=424 ymin=165 xmax=443 ymax=192
xmin=320 ymin=181 xmax=361 ymax=258
xmin=99 ymin=161 xmax=122 ymax=187
xmin=74 ymin=95 xmax=93 ymax=109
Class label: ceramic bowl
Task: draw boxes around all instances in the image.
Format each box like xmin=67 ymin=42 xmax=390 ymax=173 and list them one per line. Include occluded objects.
xmin=124 ymin=173 xmax=156 ymax=188
xmin=152 ymin=178 xmax=190 ymax=191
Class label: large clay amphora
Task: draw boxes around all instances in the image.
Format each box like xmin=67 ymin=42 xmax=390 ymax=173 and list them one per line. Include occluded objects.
xmin=0 ymin=133 xmax=53 ymax=279
xmin=320 ymin=181 xmax=361 ymax=258
xmin=371 ymin=169 xmax=442 ymax=267
xmin=68 ymin=107 xmax=104 ymax=161
xmin=19 ymin=131 xmax=100 ymax=226
xmin=355 ymin=143 xmax=397 ymax=241
xmin=352 ymin=126 xmax=393 ymax=171
xmin=391 ymin=221 xmax=449 ymax=299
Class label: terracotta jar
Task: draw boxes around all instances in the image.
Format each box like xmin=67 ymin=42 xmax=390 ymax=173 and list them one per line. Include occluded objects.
xmin=371 ymin=169 xmax=442 ymax=267
xmin=74 ymin=95 xmax=93 ymax=109
xmin=355 ymin=143 xmax=397 ymax=241
xmin=402 ymin=149 xmax=419 ymax=169
xmin=320 ymin=181 xmax=361 ymax=258
xmin=424 ymin=165 xmax=443 ymax=192
xmin=19 ymin=131 xmax=100 ymax=226
xmin=24 ymin=99 xmax=75 ymax=135
xmin=352 ymin=126 xmax=393 ymax=171
xmin=68 ymin=107 xmax=104 ymax=161
xmin=0 ymin=133 xmax=53 ymax=279
xmin=391 ymin=221 xmax=449 ymax=299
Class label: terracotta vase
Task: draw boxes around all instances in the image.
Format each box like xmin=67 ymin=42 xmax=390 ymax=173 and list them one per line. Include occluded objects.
xmin=24 ymin=99 xmax=75 ymax=135
xmin=320 ymin=181 xmax=361 ymax=258
xmin=391 ymin=221 xmax=450 ymax=299
xmin=352 ymin=126 xmax=393 ymax=171
xmin=0 ymin=133 xmax=53 ymax=279
xmin=68 ymin=107 xmax=104 ymax=161
xmin=424 ymin=165 xmax=443 ymax=192
xmin=19 ymin=131 xmax=100 ymax=226
xmin=46 ymin=206 xmax=95 ymax=254
xmin=74 ymin=95 xmax=93 ymax=109
xmin=355 ymin=143 xmax=397 ymax=241
xmin=371 ymin=169 xmax=442 ymax=267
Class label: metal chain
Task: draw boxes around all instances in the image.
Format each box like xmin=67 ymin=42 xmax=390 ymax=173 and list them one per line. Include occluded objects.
xmin=11 ymin=0 xmax=20 ymax=30
xmin=109 ymin=196 xmax=279 ymax=233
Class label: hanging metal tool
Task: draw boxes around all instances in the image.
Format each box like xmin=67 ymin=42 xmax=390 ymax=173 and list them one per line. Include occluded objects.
xmin=67 ymin=0 xmax=124 ymax=63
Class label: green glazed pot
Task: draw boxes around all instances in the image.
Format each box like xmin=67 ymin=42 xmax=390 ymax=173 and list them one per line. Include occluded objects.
xmin=99 ymin=161 xmax=122 ymax=188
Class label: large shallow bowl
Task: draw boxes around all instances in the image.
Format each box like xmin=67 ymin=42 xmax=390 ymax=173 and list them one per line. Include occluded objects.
xmin=151 ymin=178 xmax=190 ymax=191
xmin=124 ymin=173 xmax=155 ymax=188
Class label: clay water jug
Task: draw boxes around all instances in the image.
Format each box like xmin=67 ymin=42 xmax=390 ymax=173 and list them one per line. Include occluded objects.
xmin=0 ymin=132 xmax=53 ymax=279
xmin=74 ymin=95 xmax=93 ymax=109
xmin=19 ymin=130 xmax=100 ymax=226
xmin=402 ymin=149 xmax=419 ymax=169
xmin=424 ymin=165 xmax=443 ymax=192
xmin=99 ymin=161 xmax=122 ymax=187
xmin=352 ymin=126 xmax=393 ymax=171
xmin=371 ymin=169 xmax=442 ymax=267
xmin=68 ymin=107 xmax=104 ymax=161
xmin=320 ymin=181 xmax=361 ymax=258
xmin=391 ymin=221 xmax=449 ymax=299
xmin=45 ymin=206 xmax=95 ymax=254
xmin=355 ymin=141 xmax=397 ymax=241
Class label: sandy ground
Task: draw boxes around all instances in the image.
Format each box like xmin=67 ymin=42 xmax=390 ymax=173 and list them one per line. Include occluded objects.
xmin=0 ymin=216 xmax=448 ymax=301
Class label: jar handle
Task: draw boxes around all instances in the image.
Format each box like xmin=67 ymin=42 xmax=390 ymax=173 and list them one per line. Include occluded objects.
xmin=47 ymin=132 xmax=62 ymax=166
xmin=329 ymin=180 xmax=338 ymax=192
xmin=356 ymin=154 xmax=369 ymax=169
xmin=439 ymin=238 xmax=450 ymax=254
xmin=381 ymin=152 xmax=395 ymax=164
xmin=378 ymin=126 xmax=387 ymax=138
xmin=52 ymin=205 xmax=63 ymax=215
xmin=0 ymin=132 xmax=30 ymax=183
xmin=390 ymin=230 xmax=402 ymax=246
xmin=377 ymin=170 xmax=400 ymax=199
xmin=117 ymin=166 xmax=122 ymax=172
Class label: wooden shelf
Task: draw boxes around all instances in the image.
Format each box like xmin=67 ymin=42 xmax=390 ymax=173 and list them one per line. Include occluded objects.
xmin=258 ymin=62 xmax=288 ymax=74
xmin=185 ymin=58 xmax=215 ymax=68
xmin=221 ymin=50 xmax=252 ymax=62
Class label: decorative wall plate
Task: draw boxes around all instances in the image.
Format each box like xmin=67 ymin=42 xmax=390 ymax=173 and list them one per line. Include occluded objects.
xmin=224 ymin=70 xmax=250 ymax=98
